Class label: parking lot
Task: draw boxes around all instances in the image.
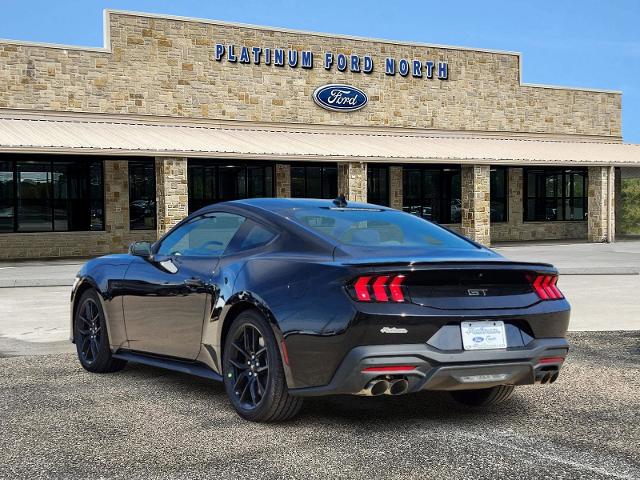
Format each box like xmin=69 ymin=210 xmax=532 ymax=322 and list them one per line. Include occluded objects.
xmin=0 ymin=241 xmax=639 ymax=479
xmin=0 ymin=332 xmax=638 ymax=479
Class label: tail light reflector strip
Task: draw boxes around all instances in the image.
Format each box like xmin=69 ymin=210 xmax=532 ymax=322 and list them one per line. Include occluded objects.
xmin=354 ymin=276 xmax=372 ymax=302
xmin=350 ymin=274 xmax=406 ymax=303
xmin=532 ymin=274 xmax=564 ymax=300
xmin=362 ymin=365 xmax=416 ymax=373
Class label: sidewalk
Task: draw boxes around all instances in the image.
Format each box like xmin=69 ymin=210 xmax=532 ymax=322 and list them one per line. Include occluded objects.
xmin=1 ymin=241 xmax=639 ymax=288
xmin=0 ymin=258 xmax=85 ymax=287
xmin=493 ymin=240 xmax=640 ymax=275
xmin=0 ymin=242 xmax=638 ymax=356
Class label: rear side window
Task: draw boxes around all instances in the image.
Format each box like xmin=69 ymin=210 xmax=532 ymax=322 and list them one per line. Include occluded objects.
xmin=291 ymin=208 xmax=476 ymax=250
xmin=226 ymin=220 xmax=276 ymax=254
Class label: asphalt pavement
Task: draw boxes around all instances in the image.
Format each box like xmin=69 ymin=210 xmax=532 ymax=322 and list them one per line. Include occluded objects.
xmin=1 ymin=331 xmax=638 ymax=479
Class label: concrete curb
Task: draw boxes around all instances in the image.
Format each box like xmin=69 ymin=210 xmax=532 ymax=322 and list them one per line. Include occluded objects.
xmin=558 ymin=267 xmax=640 ymax=275
xmin=0 ymin=267 xmax=638 ymax=288
xmin=0 ymin=280 xmax=74 ymax=288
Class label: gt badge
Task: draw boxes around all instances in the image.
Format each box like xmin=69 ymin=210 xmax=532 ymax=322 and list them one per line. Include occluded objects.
xmin=467 ymin=288 xmax=488 ymax=296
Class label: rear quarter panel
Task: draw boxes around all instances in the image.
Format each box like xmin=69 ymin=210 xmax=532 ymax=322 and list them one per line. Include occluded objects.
xmin=225 ymin=256 xmax=359 ymax=389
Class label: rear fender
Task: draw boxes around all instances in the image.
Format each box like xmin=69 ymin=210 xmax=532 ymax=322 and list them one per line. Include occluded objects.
xmin=202 ymin=290 xmax=295 ymax=387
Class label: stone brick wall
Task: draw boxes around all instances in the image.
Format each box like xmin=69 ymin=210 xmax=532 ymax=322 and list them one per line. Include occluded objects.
xmin=491 ymin=168 xmax=588 ymax=242
xmin=0 ymin=11 xmax=621 ymax=138
xmin=275 ymin=163 xmax=291 ymax=198
xmin=338 ymin=162 xmax=367 ymax=202
xmin=461 ymin=165 xmax=491 ymax=245
xmin=587 ymin=166 xmax=615 ymax=242
xmin=0 ymin=160 xmax=155 ymax=259
xmin=155 ymin=157 xmax=188 ymax=236
xmin=388 ymin=166 xmax=403 ymax=210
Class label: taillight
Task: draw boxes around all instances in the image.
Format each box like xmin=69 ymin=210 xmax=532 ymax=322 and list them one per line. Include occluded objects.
xmin=354 ymin=276 xmax=372 ymax=301
xmin=350 ymin=274 xmax=406 ymax=303
xmin=531 ymin=274 xmax=564 ymax=300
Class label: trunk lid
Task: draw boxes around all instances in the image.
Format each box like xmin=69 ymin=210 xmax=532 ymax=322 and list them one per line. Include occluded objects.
xmin=338 ymin=247 xmax=556 ymax=310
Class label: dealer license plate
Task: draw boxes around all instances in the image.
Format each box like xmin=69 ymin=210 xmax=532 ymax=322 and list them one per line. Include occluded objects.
xmin=461 ymin=321 xmax=507 ymax=350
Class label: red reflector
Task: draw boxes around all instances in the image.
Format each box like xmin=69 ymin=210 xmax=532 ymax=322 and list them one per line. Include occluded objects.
xmin=372 ymin=276 xmax=389 ymax=302
xmin=389 ymin=275 xmax=405 ymax=302
xmin=538 ymin=356 xmax=565 ymax=365
xmin=280 ymin=340 xmax=290 ymax=366
xmin=362 ymin=365 xmax=416 ymax=373
xmin=354 ymin=276 xmax=372 ymax=302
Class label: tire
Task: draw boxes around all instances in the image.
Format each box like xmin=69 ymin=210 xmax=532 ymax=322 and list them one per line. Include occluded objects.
xmin=450 ymin=385 xmax=515 ymax=407
xmin=222 ymin=309 xmax=303 ymax=422
xmin=74 ymin=289 xmax=127 ymax=373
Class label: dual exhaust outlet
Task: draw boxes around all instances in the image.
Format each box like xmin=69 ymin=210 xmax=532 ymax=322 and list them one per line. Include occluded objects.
xmin=536 ymin=370 xmax=559 ymax=384
xmin=363 ymin=378 xmax=409 ymax=396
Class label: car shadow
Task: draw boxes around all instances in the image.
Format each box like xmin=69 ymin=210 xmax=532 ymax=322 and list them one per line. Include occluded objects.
xmin=116 ymin=362 xmax=530 ymax=425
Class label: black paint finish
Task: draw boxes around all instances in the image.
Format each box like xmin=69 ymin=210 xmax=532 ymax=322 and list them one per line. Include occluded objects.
xmin=71 ymin=198 xmax=571 ymax=392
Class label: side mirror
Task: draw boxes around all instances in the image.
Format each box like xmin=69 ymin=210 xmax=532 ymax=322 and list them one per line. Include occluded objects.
xmin=129 ymin=241 xmax=152 ymax=257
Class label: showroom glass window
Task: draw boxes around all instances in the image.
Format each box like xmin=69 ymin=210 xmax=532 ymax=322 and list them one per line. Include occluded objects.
xmin=490 ymin=167 xmax=508 ymax=222
xmin=524 ymin=168 xmax=587 ymax=221
xmin=0 ymin=156 xmax=104 ymax=233
xmin=367 ymin=165 xmax=389 ymax=206
xmin=290 ymin=163 xmax=337 ymax=199
xmin=402 ymin=166 xmax=461 ymax=223
xmin=187 ymin=161 xmax=273 ymax=213
xmin=129 ymin=160 xmax=157 ymax=230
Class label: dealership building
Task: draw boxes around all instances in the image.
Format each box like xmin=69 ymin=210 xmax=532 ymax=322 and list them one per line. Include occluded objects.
xmin=0 ymin=10 xmax=639 ymax=259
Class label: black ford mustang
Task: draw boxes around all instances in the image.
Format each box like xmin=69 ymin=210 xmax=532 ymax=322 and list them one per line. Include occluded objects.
xmin=71 ymin=197 xmax=570 ymax=422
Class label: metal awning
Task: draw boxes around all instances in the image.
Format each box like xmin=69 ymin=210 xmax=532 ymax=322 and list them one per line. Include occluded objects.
xmin=0 ymin=111 xmax=639 ymax=166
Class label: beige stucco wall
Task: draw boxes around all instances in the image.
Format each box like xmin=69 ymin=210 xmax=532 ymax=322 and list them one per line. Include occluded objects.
xmin=0 ymin=11 xmax=621 ymax=138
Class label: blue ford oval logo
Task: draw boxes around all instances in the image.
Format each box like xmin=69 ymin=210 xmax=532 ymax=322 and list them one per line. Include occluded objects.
xmin=473 ymin=336 xmax=484 ymax=343
xmin=312 ymin=84 xmax=368 ymax=112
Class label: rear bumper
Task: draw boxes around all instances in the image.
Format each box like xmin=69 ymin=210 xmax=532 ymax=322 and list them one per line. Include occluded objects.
xmin=289 ymin=338 xmax=569 ymax=397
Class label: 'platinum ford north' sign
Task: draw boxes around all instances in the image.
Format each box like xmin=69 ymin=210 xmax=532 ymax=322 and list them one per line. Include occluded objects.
xmin=313 ymin=84 xmax=368 ymax=112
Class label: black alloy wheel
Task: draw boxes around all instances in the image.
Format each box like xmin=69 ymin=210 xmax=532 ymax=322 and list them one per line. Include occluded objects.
xmin=74 ymin=289 xmax=126 ymax=373
xmin=228 ymin=323 xmax=269 ymax=410
xmin=223 ymin=309 xmax=302 ymax=422
xmin=76 ymin=297 xmax=102 ymax=365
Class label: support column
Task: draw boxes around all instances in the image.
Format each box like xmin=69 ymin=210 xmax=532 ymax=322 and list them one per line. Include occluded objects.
xmin=588 ymin=166 xmax=615 ymax=242
xmin=155 ymin=156 xmax=188 ymax=237
xmin=461 ymin=165 xmax=491 ymax=246
xmin=389 ymin=165 xmax=403 ymax=210
xmin=104 ymin=160 xmax=130 ymax=252
xmin=338 ymin=162 xmax=367 ymax=202
xmin=275 ymin=163 xmax=291 ymax=198
xmin=615 ymin=167 xmax=622 ymax=238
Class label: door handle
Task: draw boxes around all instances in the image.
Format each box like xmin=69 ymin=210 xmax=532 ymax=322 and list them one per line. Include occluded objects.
xmin=184 ymin=278 xmax=205 ymax=289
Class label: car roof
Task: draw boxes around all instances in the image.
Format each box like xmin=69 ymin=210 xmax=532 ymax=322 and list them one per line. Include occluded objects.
xmin=221 ymin=197 xmax=392 ymax=212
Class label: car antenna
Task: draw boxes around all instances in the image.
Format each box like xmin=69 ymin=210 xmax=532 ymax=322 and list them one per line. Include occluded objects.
xmin=333 ymin=194 xmax=348 ymax=208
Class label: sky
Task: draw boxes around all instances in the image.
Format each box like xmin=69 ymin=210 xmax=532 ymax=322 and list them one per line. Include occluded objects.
xmin=1 ymin=0 xmax=638 ymax=142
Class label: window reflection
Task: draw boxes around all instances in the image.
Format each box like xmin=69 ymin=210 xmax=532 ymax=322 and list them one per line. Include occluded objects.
xmin=187 ymin=161 xmax=274 ymax=214
xmin=367 ymin=166 xmax=389 ymax=206
xmin=0 ymin=157 xmax=104 ymax=233
xmin=525 ymin=168 xmax=587 ymax=221
xmin=290 ymin=163 xmax=337 ymax=199
xmin=490 ymin=167 xmax=508 ymax=222
xmin=129 ymin=160 xmax=157 ymax=230
xmin=402 ymin=166 xmax=461 ymax=223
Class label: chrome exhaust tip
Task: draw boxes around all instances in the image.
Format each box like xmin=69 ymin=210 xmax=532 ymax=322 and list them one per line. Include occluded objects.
xmin=364 ymin=379 xmax=390 ymax=396
xmin=387 ymin=378 xmax=409 ymax=396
